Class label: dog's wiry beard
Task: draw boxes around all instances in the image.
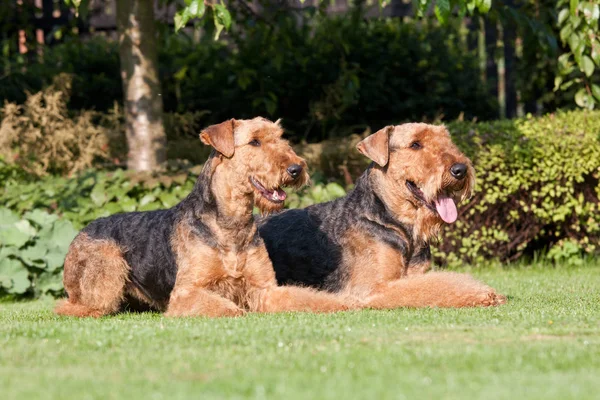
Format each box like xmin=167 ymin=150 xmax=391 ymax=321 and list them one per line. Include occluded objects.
xmin=251 ymin=172 xmax=309 ymax=216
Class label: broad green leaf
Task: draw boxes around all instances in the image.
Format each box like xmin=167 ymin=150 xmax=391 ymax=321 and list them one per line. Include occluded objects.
xmin=0 ymin=258 xmax=29 ymax=293
xmin=15 ymin=220 xmax=37 ymax=236
xmin=23 ymin=209 xmax=58 ymax=227
xmin=46 ymin=249 xmax=67 ymax=272
xmin=50 ymin=220 xmax=78 ymax=253
xmin=0 ymin=247 xmax=19 ymax=259
xmin=582 ymin=55 xmax=595 ymax=77
xmin=0 ymin=208 xmax=19 ymax=225
xmin=10 ymin=269 xmax=31 ymax=294
xmin=36 ymin=271 xmax=63 ymax=293
xmin=0 ymin=224 xmax=34 ymax=248
xmin=20 ymin=244 xmax=48 ymax=263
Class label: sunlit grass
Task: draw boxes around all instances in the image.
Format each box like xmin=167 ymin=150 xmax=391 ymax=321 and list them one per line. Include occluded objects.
xmin=1 ymin=263 xmax=599 ymax=400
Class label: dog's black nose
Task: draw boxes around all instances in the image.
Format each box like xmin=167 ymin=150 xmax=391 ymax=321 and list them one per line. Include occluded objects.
xmin=450 ymin=163 xmax=467 ymax=180
xmin=287 ymin=164 xmax=303 ymax=179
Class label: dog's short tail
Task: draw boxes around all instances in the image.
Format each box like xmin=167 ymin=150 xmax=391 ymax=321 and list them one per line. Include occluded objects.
xmin=364 ymin=271 xmax=507 ymax=308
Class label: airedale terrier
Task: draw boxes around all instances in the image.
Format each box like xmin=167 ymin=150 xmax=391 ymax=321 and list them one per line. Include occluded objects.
xmin=259 ymin=123 xmax=507 ymax=308
xmin=55 ymin=117 xmax=349 ymax=318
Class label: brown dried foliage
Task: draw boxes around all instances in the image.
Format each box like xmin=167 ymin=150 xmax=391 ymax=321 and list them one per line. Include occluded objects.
xmin=0 ymin=74 xmax=119 ymax=177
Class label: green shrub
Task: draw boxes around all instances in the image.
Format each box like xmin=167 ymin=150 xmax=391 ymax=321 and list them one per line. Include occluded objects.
xmin=437 ymin=109 xmax=600 ymax=265
xmin=0 ymin=208 xmax=76 ymax=297
xmin=1 ymin=11 xmax=494 ymax=143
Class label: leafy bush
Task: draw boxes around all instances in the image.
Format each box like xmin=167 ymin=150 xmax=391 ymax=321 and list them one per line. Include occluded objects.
xmin=1 ymin=11 xmax=494 ymax=142
xmin=437 ymin=109 xmax=600 ymax=265
xmin=0 ymin=208 xmax=77 ymax=297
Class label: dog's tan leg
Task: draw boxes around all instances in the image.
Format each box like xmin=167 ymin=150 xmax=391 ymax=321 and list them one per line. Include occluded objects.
xmin=243 ymin=245 xmax=350 ymax=313
xmin=250 ymin=286 xmax=350 ymax=313
xmin=166 ymin=288 xmax=245 ymax=317
xmin=55 ymin=234 xmax=129 ymax=318
xmin=364 ymin=271 xmax=506 ymax=308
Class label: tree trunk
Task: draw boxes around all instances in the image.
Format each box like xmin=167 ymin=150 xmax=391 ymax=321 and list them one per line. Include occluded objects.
xmin=484 ymin=17 xmax=499 ymax=118
xmin=116 ymin=0 xmax=167 ymax=172
xmin=503 ymin=1 xmax=517 ymax=119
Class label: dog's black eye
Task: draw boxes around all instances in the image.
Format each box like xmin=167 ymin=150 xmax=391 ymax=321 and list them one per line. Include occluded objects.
xmin=249 ymin=139 xmax=261 ymax=147
xmin=410 ymin=141 xmax=422 ymax=150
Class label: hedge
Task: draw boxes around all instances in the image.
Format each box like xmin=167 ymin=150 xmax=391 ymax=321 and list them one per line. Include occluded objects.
xmin=0 ymin=12 xmax=495 ymax=142
xmin=1 ymin=110 xmax=599 ymax=297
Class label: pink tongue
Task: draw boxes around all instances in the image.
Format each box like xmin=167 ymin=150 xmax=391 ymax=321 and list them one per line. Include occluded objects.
xmin=272 ymin=188 xmax=287 ymax=201
xmin=434 ymin=196 xmax=457 ymax=224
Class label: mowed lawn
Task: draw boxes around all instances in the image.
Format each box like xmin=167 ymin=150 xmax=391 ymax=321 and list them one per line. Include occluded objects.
xmin=1 ymin=265 xmax=599 ymax=400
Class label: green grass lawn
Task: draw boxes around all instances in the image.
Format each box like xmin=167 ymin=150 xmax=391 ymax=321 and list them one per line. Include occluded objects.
xmin=1 ymin=264 xmax=599 ymax=400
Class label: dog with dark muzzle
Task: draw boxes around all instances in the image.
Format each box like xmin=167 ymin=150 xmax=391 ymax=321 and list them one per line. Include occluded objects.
xmin=259 ymin=123 xmax=507 ymax=308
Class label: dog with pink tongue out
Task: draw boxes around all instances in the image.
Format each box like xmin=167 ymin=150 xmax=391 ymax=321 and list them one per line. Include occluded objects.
xmin=259 ymin=123 xmax=507 ymax=308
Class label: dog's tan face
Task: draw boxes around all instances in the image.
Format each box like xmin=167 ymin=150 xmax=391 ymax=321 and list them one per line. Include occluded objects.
xmin=357 ymin=123 xmax=474 ymax=227
xmin=200 ymin=117 xmax=309 ymax=213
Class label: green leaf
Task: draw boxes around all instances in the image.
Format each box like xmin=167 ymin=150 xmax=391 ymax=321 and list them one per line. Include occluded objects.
xmin=45 ymin=249 xmax=66 ymax=272
xmin=90 ymin=183 xmax=107 ymax=206
xmin=23 ymin=209 xmax=58 ymax=228
xmin=591 ymin=40 xmax=600 ymax=66
xmin=559 ymin=24 xmax=573 ymax=44
xmin=159 ymin=192 xmax=179 ymax=208
xmin=174 ymin=9 xmax=192 ymax=32
xmin=0 ymin=221 xmax=36 ymax=248
xmin=0 ymin=258 xmax=30 ymax=294
xmin=553 ymin=76 xmax=563 ymax=92
xmin=478 ymin=0 xmax=491 ymax=14
xmin=570 ymin=0 xmax=579 ymax=16
xmin=188 ymin=0 xmax=205 ymax=18
xmin=582 ymin=55 xmax=595 ymax=77
xmin=574 ymin=88 xmax=593 ymax=108
xmin=0 ymin=208 xmax=19 ymax=225
xmin=36 ymin=271 xmax=63 ymax=294
xmin=591 ymin=84 xmax=600 ymax=102
xmin=466 ymin=0 xmax=476 ymax=14
xmin=325 ymin=183 xmax=347 ymax=199
xmin=568 ymin=33 xmax=582 ymax=57
xmin=50 ymin=220 xmax=78 ymax=253
xmin=20 ymin=244 xmax=48 ymax=263
xmin=213 ymin=4 xmax=232 ymax=29
xmin=558 ymin=9 xmax=570 ymax=25
xmin=434 ymin=0 xmax=450 ymax=24
xmin=139 ymin=194 xmax=156 ymax=207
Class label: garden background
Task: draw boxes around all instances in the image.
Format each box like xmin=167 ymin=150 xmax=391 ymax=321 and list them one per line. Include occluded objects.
xmin=0 ymin=2 xmax=599 ymax=398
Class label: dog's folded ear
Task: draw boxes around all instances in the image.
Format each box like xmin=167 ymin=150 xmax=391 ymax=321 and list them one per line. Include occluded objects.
xmin=200 ymin=119 xmax=236 ymax=158
xmin=356 ymin=126 xmax=393 ymax=167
